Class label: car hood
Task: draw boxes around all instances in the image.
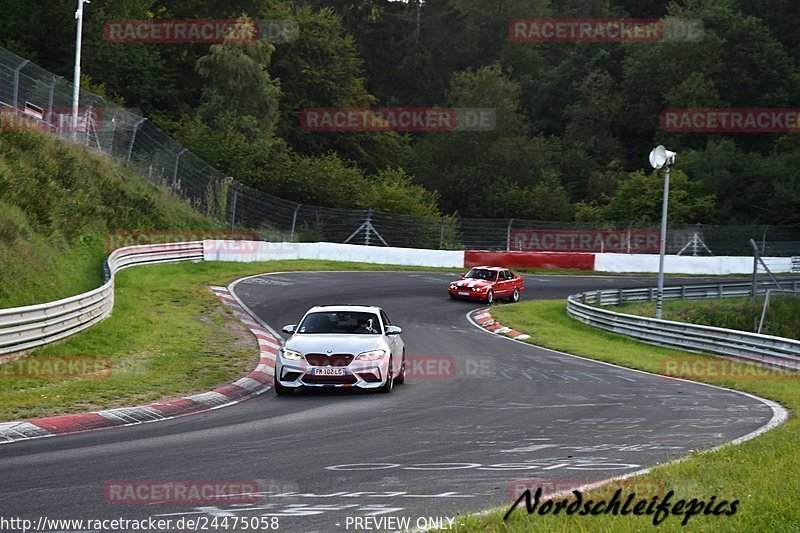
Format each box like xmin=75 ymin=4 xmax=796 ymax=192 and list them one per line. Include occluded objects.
xmin=451 ymin=278 xmax=493 ymax=289
xmin=285 ymin=334 xmax=386 ymax=355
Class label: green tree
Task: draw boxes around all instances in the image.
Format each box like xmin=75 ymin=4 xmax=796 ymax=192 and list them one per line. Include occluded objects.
xmin=407 ymin=63 xmax=567 ymax=218
xmin=582 ymin=168 xmax=717 ymax=224
xmin=176 ymin=23 xmax=283 ymax=187
xmin=356 ymin=168 xmax=441 ymax=218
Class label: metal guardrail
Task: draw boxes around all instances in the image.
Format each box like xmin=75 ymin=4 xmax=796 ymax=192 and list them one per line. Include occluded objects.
xmin=0 ymin=242 xmax=204 ymax=356
xmin=567 ymin=280 xmax=800 ymax=369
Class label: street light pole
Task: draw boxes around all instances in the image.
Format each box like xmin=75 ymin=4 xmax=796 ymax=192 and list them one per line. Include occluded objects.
xmin=71 ymin=0 xmax=90 ymax=142
xmin=648 ymin=145 xmax=677 ymax=320
xmin=655 ymin=164 xmax=670 ymax=319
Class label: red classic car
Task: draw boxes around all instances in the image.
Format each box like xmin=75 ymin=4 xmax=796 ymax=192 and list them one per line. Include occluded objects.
xmin=448 ymin=266 xmax=524 ymax=304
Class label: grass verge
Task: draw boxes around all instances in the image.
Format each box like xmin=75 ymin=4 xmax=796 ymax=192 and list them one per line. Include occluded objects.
xmin=0 ymin=260 xmax=461 ymax=421
xmin=615 ymin=296 xmax=800 ymax=341
xmin=447 ymin=300 xmax=798 ymax=532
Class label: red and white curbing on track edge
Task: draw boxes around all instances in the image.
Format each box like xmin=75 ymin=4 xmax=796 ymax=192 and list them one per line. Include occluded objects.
xmin=0 ymin=286 xmax=277 ymax=445
xmin=472 ymin=308 xmax=531 ymax=340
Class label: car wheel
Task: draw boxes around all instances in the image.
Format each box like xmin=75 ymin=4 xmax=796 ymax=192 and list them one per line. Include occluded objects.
xmin=485 ymin=289 xmax=494 ymax=305
xmin=509 ymin=287 xmax=520 ymax=302
xmin=395 ymin=353 xmax=406 ymax=384
xmin=379 ymin=361 xmax=394 ymax=393
xmin=274 ymin=378 xmax=292 ymax=396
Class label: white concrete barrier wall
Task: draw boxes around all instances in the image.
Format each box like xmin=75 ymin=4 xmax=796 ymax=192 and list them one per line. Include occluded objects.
xmin=203 ymin=241 xmax=465 ymax=268
xmin=203 ymin=241 xmax=792 ymax=274
xmin=595 ymin=253 xmax=792 ymax=275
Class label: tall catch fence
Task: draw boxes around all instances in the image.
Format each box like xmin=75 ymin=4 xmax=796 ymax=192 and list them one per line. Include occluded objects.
xmin=1 ymin=45 xmax=798 ymax=254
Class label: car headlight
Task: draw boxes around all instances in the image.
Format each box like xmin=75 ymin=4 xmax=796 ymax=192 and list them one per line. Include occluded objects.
xmin=281 ymin=348 xmax=303 ymax=360
xmin=473 ymin=286 xmax=486 ymax=292
xmin=450 ymin=284 xmax=457 ymax=289
xmin=357 ymin=349 xmax=386 ymax=361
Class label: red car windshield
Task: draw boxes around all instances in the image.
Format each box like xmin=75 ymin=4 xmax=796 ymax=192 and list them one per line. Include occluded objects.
xmin=465 ymin=268 xmax=497 ymax=281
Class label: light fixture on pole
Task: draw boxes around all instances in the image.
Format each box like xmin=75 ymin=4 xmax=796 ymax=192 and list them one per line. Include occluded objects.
xmin=71 ymin=0 xmax=91 ymax=142
xmin=648 ymin=145 xmax=677 ymax=320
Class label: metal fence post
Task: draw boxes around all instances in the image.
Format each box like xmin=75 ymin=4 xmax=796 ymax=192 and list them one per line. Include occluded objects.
xmin=364 ymin=209 xmax=373 ymax=246
xmin=172 ymin=148 xmax=187 ymax=187
xmin=439 ymin=217 xmax=445 ymax=249
xmin=46 ymin=76 xmax=59 ymax=126
xmin=229 ymin=184 xmax=239 ymax=237
xmin=506 ymin=219 xmax=514 ymax=252
xmin=11 ymin=59 xmax=29 ymax=110
xmin=290 ymin=204 xmax=301 ymax=243
xmin=751 ymin=239 xmax=760 ymax=298
xmin=126 ymin=118 xmax=147 ymax=166
xmin=627 ymin=221 xmax=633 ymax=254
xmin=83 ymin=103 xmax=93 ymax=145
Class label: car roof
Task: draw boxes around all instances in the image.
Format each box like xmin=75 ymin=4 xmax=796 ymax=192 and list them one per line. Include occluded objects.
xmin=471 ymin=266 xmax=506 ymax=271
xmin=307 ymin=304 xmax=382 ymax=313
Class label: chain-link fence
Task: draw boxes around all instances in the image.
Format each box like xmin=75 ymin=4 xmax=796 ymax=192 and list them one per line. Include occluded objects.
xmin=1 ymin=45 xmax=798 ymax=255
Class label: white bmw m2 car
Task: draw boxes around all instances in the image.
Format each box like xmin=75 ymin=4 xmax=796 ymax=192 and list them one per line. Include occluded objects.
xmin=275 ymin=305 xmax=405 ymax=395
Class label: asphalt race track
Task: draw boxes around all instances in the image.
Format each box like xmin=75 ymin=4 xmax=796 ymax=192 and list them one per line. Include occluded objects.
xmin=0 ymin=272 xmax=778 ymax=532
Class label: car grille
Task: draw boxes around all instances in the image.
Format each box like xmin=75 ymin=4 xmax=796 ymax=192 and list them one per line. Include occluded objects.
xmin=305 ymin=353 xmax=355 ymax=367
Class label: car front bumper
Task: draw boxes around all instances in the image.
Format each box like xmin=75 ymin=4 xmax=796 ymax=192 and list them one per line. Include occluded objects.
xmin=448 ymin=288 xmax=489 ymax=300
xmin=275 ymin=358 xmax=390 ymax=389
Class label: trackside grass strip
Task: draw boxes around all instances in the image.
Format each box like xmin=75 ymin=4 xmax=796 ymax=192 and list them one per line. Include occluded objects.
xmin=0 ymin=260 xmax=460 ymax=421
xmin=442 ymin=300 xmax=798 ymax=532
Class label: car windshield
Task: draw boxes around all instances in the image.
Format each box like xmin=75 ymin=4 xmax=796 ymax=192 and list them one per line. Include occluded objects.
xmin=465 ymin=268 xmax=497 ymax=281
xmin=297 ymin=311 xmax=382 ymax=335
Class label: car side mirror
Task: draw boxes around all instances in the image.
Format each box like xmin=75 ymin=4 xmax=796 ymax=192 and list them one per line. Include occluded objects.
xmin=282 ymin=324 xmax=296 ymax=334
xmin=460 ymin=273 xmax=467 ymax=278
xmin=385 ymin=325 xmax=402 ymax=335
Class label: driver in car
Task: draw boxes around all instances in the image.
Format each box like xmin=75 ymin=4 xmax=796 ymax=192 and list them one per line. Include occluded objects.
xmin=353 ymin=318 xmax=377 ymax=334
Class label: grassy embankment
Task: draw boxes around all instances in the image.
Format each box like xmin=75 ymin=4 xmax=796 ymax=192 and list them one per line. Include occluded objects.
xmin=0 ymin=129 xmax=454 ymax=420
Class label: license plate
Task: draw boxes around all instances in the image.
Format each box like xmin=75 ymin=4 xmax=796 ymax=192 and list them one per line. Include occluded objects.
xmin=458 ymin=291 xmax=470 ymax=296
xmin=312 ymin=368 xmax=347 ymax=376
